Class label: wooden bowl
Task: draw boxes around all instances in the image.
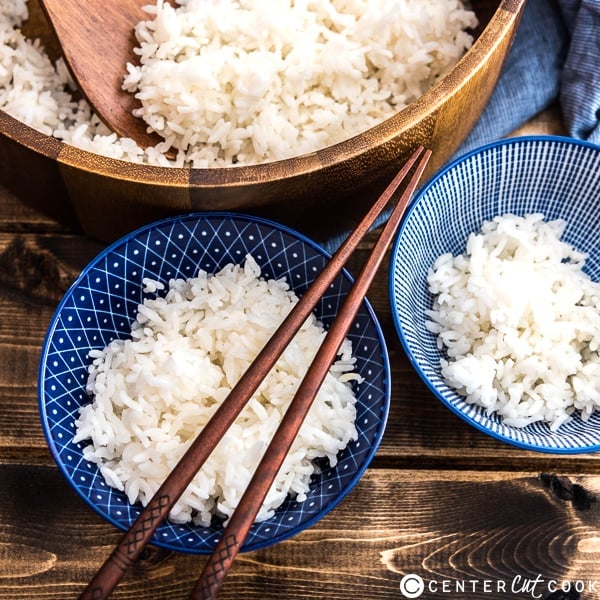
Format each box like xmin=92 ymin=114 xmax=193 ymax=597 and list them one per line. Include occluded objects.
xmin=0 ymin=0 xmax=526 ymax=243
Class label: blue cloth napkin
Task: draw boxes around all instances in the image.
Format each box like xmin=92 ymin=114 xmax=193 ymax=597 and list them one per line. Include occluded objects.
xmin=558 ymin=0 xmax=600 ymax=143
xmin=456 ymin=0 xmax=568 ymax=156
xmin=321 ymin=0 xmax=599 ymax=252
xmin=459 ymin=0 xmax=600 ymax=152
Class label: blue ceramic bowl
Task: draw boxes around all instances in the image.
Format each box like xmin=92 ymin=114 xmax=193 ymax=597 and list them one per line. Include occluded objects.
xmin=39 ymin=212 xmax=390 ymax=553
xmin=389 ymin=136 xmax=600 ymax=453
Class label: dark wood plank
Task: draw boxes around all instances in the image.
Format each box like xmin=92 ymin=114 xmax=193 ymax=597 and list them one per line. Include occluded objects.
xmin=0 ymin=229 xmax=103 ymax=460
xmin=1 ymin=465 xmax=599 ymax=599
xmin=0 ymin=185 xmax=73 ymax=234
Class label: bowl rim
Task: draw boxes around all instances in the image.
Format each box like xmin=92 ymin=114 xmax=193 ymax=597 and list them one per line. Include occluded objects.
xmin=2 ymin=0 xmax=526 ymax=187
xmin=388 ymin=134 xmax=600 ymax=455
xmin=38 ymin=210 xmax=391 ymax=551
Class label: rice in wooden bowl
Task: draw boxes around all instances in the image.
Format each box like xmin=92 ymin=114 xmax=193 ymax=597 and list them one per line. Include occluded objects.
xmin=1 ymin=0 xmax=525 ymax=242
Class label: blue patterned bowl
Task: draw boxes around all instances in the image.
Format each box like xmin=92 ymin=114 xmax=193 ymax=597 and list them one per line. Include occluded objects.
xmin=39 ymin=212 xmax=390 ymax=553
xmin=389 ymin=136 xmax=600 ymax=453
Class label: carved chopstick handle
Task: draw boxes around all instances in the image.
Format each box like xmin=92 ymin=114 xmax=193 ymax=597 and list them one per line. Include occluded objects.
xmin=79 ymin=493 xmax=172 ymax=599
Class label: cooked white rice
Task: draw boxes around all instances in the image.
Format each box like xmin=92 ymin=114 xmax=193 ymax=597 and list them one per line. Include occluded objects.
xmin=74 ymin=255 xmax=360 ymax=525
xmin=0 ymin=0 xmax=476 ymax=167
xmin=425 ymin=214 xmax=600 ymax=431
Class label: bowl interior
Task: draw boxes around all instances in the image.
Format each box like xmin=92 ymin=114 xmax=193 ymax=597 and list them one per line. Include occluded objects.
xmin=39 ymin=213 xmax=390 ymax=553
xmin=390 ymin=136 xmax=600 ymax=453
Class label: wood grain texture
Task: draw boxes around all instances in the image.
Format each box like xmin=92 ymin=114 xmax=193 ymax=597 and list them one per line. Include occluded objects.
xmin=1 ymin=466 xmax=599 ymax=599
xmin=38 ymin=0 xmax=167 ymax=147
xmin=2 ymin=107 xmax=600 ymax=599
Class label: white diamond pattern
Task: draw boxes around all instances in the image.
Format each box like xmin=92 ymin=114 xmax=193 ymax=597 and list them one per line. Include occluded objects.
xmin=39 ymin=212 xmax=390 ymax=554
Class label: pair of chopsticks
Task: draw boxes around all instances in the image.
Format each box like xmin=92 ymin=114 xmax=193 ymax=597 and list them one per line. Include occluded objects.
xmin=78 ymin=146 xmax=431 ymax=600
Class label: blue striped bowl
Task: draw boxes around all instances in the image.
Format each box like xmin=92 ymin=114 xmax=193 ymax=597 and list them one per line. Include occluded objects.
xmin=389 ymin=136 xmax=600 ymax=453
xmin=39 ymin=212 xmax=390 ymax=553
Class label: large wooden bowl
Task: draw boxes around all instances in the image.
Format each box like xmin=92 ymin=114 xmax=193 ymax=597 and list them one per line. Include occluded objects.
xmin=0 ymin=0 xmax=526 ymax=243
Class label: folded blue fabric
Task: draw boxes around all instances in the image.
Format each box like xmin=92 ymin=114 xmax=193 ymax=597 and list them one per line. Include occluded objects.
xmin=558 ymin=0 xmax=600 ymax=143
xmin=321 ymin=0 xmax=598 ymax=252
xmin=456 ymin=0 xmax=568 ymax=156
xmin=460 ymin=0 xmax=600 ymax=153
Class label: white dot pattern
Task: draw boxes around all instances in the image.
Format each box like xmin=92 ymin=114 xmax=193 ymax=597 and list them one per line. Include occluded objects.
xmin=39 ymin=212 xmax=390 ymax=554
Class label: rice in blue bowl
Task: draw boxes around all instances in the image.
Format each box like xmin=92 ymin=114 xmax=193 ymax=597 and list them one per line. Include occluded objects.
xmin=389 ymin=136 xmax=600 ymax=453
xmin=39 ymin=212 xmax=390 ymax=552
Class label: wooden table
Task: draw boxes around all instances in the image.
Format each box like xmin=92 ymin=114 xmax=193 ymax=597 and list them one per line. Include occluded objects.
xmin=2 ymin=108 xmax=600 ymax=600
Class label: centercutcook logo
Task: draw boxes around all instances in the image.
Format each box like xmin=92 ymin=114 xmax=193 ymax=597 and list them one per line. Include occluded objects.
xmin=398 ymin=574 xmax=599 ymax=598
xmin=400 ymin=574 xmax=426 ymax=598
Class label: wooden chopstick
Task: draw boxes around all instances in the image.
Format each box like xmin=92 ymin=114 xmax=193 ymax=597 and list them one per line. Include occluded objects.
xmin=78 ymin=146 xmax=429 ymax=600
xmin=190 ymin=147 xmax=431 ymax=599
